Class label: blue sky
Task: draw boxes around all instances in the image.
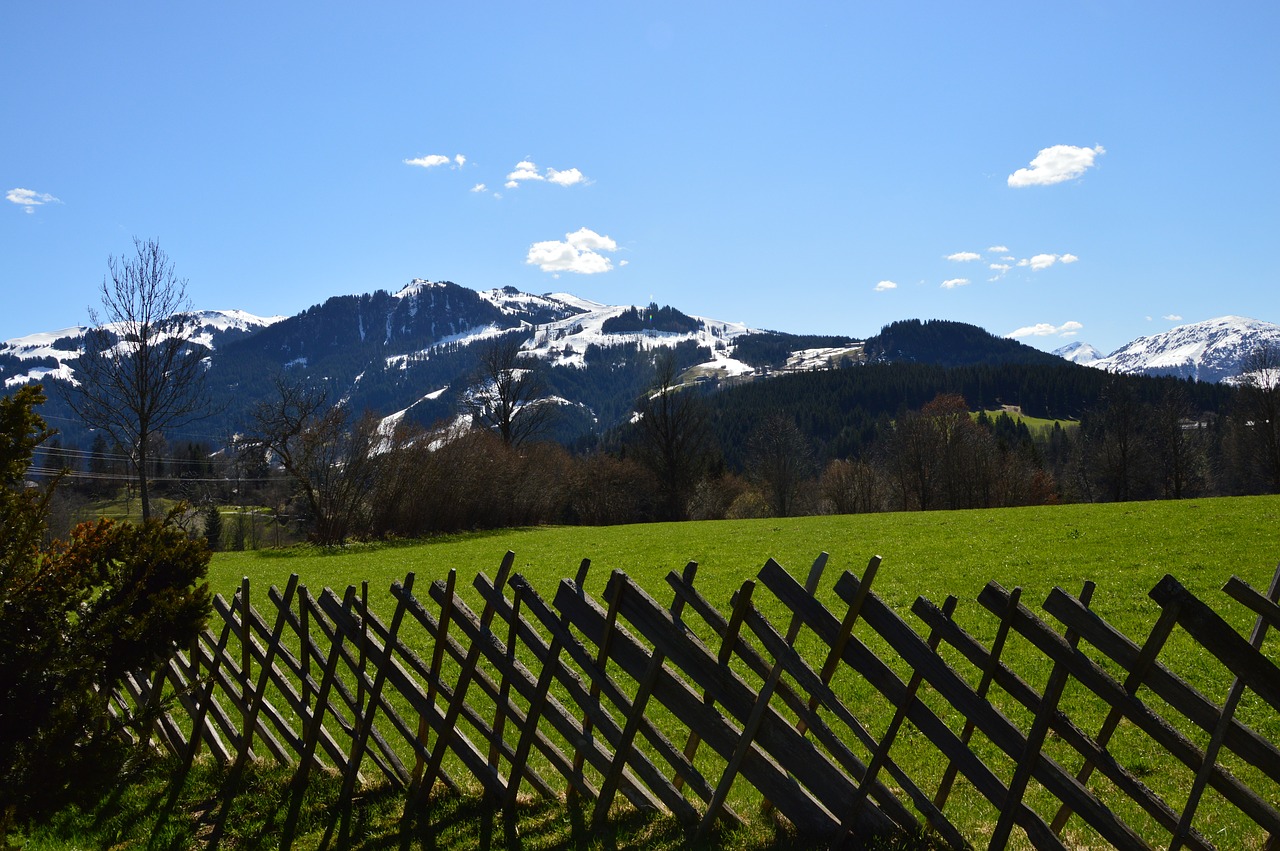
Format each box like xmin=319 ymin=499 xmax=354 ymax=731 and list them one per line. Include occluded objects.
xmin=4 ymin=2 xmax=1277 ymax=355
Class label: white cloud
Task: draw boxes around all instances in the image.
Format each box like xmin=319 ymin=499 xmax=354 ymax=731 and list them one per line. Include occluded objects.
xmin=988 ymin=245 xmax=1009 ymax=253
xmin=567 ymin=226 xmax=617 ymax=252
xmin=1027 ymin=253 xmax=1058 ymax=270
xmin=941 ymin=278 xmax=970 ymax=289
xmin=526 ymin=227 xmax=619 ymax=275
xmin=471 ymin=183 xmax=487 ymax=193
xmin=404 ymin=154 xmax=452 ymax=169
xmin=1060 ymin=253 xmax=1079 ymax=264
xmin=7 ymin=187 xmax=60 ymax=213
xmin=1163 ymin=314 xmax=1183 ymax=321
xmin=989 ymin=263 xmax=1012 ymax=273
xmin=1008 ymin=320 xmax=1084 ymax=338
xmin=1008 ymin=144 xmax=1105 ymax=187
xmin=946 ymin=251 xmax=982 ymax=262
xmin=547 ymin=167 xmax=586 ymax=187
xmin=874 ymin=280 xmax=898 ymax=292
xmin=506 ymin=161 xmax=544 ymax=185
xmin=506 ymin=159 xmax=590 ymax=189
xmin=454 ymin=154 xmax=466 ymax=167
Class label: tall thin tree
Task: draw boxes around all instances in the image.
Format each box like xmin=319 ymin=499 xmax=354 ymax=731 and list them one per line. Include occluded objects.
xmin=68 ymin=238 xmax=209 ymax=521
xmin=462 ymin=333 xmax=556 ymax=447
xmin=635 ymin=350 xmax=714 ymax=520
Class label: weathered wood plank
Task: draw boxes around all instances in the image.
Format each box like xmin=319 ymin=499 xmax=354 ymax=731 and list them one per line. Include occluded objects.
xmin=759 ymin=561 xmax=1061 ymax=847
xmin=978 ymin=580 xmax=1280 ymax=839
xmin=1171 ymin=564 xmax=1280 ymax=851
xmin=554 ymin=574 xmax=838 ymax=835
xmin=607 ymin=569 xmax=900 ymax=837
xmin=592 ymin=566 xmax=702 ymax=830
xmin=394 ymin=578 xmax=590 ymax=802
xmin=509 ymin=574 xmax=729 ymax=820
xmin=1043 ymin=586 xmax=1280 ymax=785
xmin=459 ymin=573 xmax=674 ymax=816
xmin=1149 ymin=574 xmax=1280 ymax=712
xmin=913 ymin=594 xmax=1211 ymax=851
xmin=823 ymin=572 xmax=1073 ymax=850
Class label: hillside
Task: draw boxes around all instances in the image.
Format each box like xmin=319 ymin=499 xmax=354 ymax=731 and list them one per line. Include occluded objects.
xmin=0 ymin=279 xmax=1258 ymax=455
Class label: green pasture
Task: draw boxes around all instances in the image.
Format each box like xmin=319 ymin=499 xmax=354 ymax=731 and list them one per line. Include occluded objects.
xmin=210 ymin=494 xmax=1279 ymax=640
xmin=198 ymin=496 xmax=1280 ymax=847
xmin=22 ymin=496 xmax=1278 ymax=849
xmin=973 ymin=408 xmax=1077 ymax=434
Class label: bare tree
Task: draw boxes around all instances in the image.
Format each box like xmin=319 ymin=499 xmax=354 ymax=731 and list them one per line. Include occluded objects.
xmin=68 ymin=238 xmax=209 ymax=521
xmin=635 ymin=350 xmax=715 ymax=521
xmin=243 ymin=377 xmax=379 ymax=545
xmin=1150 ymin=385 xmax=1207 ymax=499
xmin=1237 ymin=344 xmax=1280 ymax=492
xmin=746 ymin=411 xmax=812 ymax=517
xmin=461 ymin=333 xmax=556 ymax=447
xmin=1083 ymin=379 xmax=1152 ymax=502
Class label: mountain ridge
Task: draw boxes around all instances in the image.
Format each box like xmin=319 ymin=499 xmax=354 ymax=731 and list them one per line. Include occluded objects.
xmin=1 ymin=279 xmax=1273 ymax=450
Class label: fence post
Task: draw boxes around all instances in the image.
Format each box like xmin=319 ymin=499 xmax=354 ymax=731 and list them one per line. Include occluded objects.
xmin=934 ymin=585 xmax=1021 ymax=811
xmin=674 ymin=567 xmax=753 ymax=793
xmin=408 ymin=568 xmax=455 ymax=804
xmin=696 ymin=553 xmax=826 ymax=843
xmin=235 ymin=574 xmax=300 ymax=770
xmin=990 ymin=581 xmax=1094 ymax=849
xmin=836 ymin=595 xmax=964 ymax=849
xmin=571 ymin=564 xmax=625 ymax=794
xmin=343 ymin=575 xmax=415 ymax=804
xmin=239 ymin=576 xmax=252 ymax=754
xmin=340 ymin=582 xmax=373 ymax=798
xmin=800 ymin=554 xmax=878 ymax=736
xmin=294 ymin=585 xmax=357 ymax=789
xmin=420 ymin=552 xmax=515 ymax=800
xmin=504 ymin=578 xmax=550 ymax=812
xmin=488 ymin=579 xmax=521 ymax=803
xmin=1050 ymin=594 xmax=1182 ymax=834
xmin=591 ymin=562 xmax=698 ymax=831
xmin=300 ymin=585 xmax=312 ymax=711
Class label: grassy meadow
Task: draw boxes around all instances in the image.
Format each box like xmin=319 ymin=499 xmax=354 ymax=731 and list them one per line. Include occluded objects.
xmin=209 ymin=494 xmax=1280 ymax=643
xmin=205 ymin=495 xmax=1280 ymax=845
xmin=20 ymin=495 xmax=1280 ymax=849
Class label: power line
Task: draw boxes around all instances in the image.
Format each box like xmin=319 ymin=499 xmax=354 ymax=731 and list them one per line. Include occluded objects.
xmin=23 ymin=466 xmax=279 ymax=484
xmin=31 ymin=445 xmax=230 ymax=467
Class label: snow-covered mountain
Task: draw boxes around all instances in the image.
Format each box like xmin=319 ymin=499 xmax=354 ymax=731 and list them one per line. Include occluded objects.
xmin=1 ymin=310 xmax=284 ymax=389
xmin=1053 ymin=340 xmax=1105 ymax=366
xmin=1085 ymin=316 xmax=1280 ymax=383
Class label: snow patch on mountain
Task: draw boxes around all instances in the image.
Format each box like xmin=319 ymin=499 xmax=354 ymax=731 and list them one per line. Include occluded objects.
xmin=1054 ymin=341 xmax=1105 ymax=365
xmin=2 ymin=327 xmax=87 ymax=360
xmin=1090 ymin=316 xmax=1280 ymax=383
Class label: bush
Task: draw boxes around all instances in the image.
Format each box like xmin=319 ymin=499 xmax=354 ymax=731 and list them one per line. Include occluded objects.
xmin=0 ymin=386 xmax=211 ymax=835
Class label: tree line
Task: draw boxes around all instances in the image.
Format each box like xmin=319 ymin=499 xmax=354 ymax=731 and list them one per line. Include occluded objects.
xmin=19 ymin=237 xmax=1280 ymax=548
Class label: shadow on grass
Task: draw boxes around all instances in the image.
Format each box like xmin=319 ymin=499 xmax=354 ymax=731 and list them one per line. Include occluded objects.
xmin=20 ymin=755 xmax=943 ymax=851
xmin=243 ymin=529 xmax=528 ymax=561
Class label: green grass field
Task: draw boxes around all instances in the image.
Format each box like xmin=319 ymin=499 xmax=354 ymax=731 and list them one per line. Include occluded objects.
xmin=209 ymin=494 xmax=1280 ymax=643
xmin=20 ymin=495 xmax=1280 ymax=849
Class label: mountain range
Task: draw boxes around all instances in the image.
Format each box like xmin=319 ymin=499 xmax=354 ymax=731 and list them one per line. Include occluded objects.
xmin=1055 ymin=315 xmax=1280 ymax=384
xmin=1 ymin=279 xmax=1276 ymax=449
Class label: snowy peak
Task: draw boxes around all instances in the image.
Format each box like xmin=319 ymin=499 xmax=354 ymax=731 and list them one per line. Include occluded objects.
xmin=516 ymin=300 xmax=760 ymax=375
xmin=1054 ymin=340 xmax=1105 ymax=365
xmin=1090 ymin=316 xmax=1280 ymax=383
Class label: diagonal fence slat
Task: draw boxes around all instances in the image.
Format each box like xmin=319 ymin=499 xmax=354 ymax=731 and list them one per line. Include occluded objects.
xmin=114 ymin=552 xmax=1280 ymax=849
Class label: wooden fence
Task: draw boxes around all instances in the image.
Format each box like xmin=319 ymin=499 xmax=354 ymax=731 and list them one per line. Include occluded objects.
xmin=111 ymin=552 xmax=1280 ymax=850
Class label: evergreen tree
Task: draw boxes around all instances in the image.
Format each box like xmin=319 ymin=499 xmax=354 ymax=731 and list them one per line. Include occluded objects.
xmin=0 ymin=385 xmax=210 ymax=836
xmin=203 ymin=502 xmax=223 ymax=551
